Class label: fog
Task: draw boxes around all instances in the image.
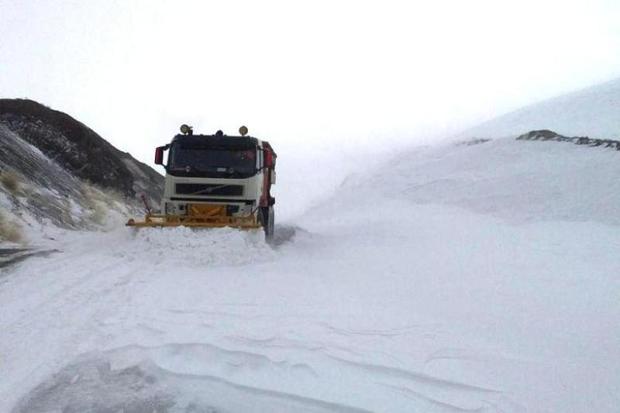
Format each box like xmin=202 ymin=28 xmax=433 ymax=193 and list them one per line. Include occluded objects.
xmin=2 ymin=0 xmax=620 ymax=217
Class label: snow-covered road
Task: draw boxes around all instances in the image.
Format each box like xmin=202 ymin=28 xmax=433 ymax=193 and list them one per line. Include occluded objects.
xmin=1 ymin=138 xmax=619 ymax=412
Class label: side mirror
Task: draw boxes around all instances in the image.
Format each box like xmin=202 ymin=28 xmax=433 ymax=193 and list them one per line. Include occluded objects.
xmin=154 ymin=146 xmax=164 ymax=165
xmin=264 ymin=150 xmax=273 ymax=168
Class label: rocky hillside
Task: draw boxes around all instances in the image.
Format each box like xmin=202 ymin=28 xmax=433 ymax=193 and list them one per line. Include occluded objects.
xmin=516 ymin=129 xmax=620 ymax=149
xmin=0 ymin=99 xmax=164 ymax=244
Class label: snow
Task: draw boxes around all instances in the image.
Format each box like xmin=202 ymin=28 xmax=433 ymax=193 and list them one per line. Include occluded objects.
xmin=1 ymin=137 xmax=620 ymax=412
xmin=460 ymin=77 xmax=620 ymax=140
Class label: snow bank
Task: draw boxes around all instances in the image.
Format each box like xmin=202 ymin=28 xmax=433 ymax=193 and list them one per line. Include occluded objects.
xmin=123 ymin=226 xmax=276 ymax=267
xmin=324 ymin=137 xmax=620 ymax=227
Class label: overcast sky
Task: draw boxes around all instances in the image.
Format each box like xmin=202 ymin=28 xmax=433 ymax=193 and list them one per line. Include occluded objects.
xmin=2 ymin=0 xmax=620 ymax=166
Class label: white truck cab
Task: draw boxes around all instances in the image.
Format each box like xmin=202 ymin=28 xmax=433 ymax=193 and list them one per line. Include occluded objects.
xmin=150 ymin=126 xmax=277 ymax=238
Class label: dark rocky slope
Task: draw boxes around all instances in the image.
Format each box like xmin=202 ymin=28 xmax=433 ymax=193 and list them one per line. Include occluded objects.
xmin=516 ymin=129 xmax=620 ymax=149
xmin=0 ymin=99 xmax=163 ymax=242
xmin=0 ymin=99 xmax=163 ymax=201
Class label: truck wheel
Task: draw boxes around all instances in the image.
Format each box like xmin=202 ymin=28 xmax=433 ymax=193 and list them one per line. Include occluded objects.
xmin=259 ymin=206 xmax=275 ymax=240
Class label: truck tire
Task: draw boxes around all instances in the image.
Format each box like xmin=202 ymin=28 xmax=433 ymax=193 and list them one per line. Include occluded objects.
xmin=259 ymin=206 xmax=275 ymax=240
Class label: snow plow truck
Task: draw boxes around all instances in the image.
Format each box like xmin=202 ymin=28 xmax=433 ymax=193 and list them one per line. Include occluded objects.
xmin=127 ymin=125 xmax=277 ymax=239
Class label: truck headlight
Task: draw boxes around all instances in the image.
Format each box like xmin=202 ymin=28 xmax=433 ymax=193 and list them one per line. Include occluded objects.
xmin=165 ymin=202 xmax=177 ymax=215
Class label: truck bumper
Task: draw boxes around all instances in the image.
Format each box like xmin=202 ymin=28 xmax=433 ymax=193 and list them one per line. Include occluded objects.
xmin=126 ymin=203 xmax=261 ymax=229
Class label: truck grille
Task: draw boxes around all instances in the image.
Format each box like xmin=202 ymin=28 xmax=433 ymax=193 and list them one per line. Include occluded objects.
xmin=175 ymin=183 xmax=244 ymax=196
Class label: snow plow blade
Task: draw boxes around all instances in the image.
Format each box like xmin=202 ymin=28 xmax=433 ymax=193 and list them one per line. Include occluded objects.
xmin=126 ymin=203 xmax=261 ymax=229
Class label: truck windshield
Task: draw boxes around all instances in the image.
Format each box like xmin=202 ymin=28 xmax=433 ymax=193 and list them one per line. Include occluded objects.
xmin=168 ymin=145 xmax=257 ymax=178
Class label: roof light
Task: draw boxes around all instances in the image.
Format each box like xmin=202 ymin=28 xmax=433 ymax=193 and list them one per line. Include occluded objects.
xmin=239 ymin=126 xmax=248 ymax=136
xmin=180 ymin=124 xmax=193 ymax=135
